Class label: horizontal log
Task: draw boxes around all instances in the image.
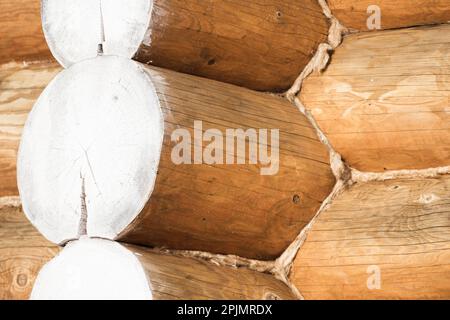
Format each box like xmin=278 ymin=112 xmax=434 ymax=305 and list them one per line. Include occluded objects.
xmin=134 ymin=0 xmax=329 ymax=91
xmin=129 ymin=244 xmax=296 ymax=300
xmin=290 ymin=177 xmax=450 ymax=299
xmin=0 ymin=0 xmax=52 ymax=63
xmin=0 ymin=205 xmax=58 ymax=300
xmin=328 ymin=0 xmax=450 ymax=31
xmin=5 ymin=59 xmax=334 ymax=260
xmin=120 ymin=63 xmax=335 ymax=259
xmin=1 ymin=207 xmax=295 ymax=300
xmin=300 ymin=24 xmax=450 ymax=172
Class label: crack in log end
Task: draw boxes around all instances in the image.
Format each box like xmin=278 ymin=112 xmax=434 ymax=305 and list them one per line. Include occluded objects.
xmin=97 ymin=44 xmax=104 ymax=56
xmin=97 ymin=0 xmax=106 ymax=56
xmin=78 ymin=173 xmax=88 ymax=237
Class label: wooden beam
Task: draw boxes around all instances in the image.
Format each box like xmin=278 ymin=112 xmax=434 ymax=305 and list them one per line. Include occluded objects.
xmin=328 ymin=0 xmax=450 ymax=31
xmin=290 ymin=177 xmax=450 ymax=299
xmin=0 ymin=204 xmax=58 ymax=300
xmin=2 ymin=60 xmax=335 ymax=260
xmin=134 ymin=0 xmax=329 ymax=91
xmin=300 ymin=24 xmax=450 ymax=172
xmin=0 ymin=0 xmax=52 ymax=63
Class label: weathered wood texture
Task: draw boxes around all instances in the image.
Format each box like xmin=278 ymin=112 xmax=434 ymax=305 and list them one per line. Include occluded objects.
xmin=291 ymin=177 xmax=450 ymax=299
xmin=0 ymin=0 xmax=52 ymax=63
xmin=0 ymin=61 xmax=335 ymax=260
xmin=134 ymin=0 xmax=329 ymax=91
xmin=0 ymin=205 xmax=59 ymax=299
xmin=0 ymin=62 xmax=60 ymax=197
xmin=128 ymin=245 xmax=295 ymax=300
xmin=328 ymin=0 xmax=450 ymax=31
xmin=300 ymin=25 xmax=450 ymax=172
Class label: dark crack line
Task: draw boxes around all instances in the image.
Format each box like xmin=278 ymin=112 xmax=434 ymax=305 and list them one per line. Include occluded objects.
xmin=78 ymin=173 xmax=88 ymax=237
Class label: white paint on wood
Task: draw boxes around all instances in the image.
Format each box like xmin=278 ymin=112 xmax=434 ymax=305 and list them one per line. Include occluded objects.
xmin=17 ymin=56 xmax=164 ymax=244
xmin=42 ymin=0 xmax=152 ymax=67
xmin=31 ymin=237 xmax=152 ymax=300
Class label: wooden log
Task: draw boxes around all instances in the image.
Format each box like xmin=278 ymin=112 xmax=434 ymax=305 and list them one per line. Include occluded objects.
xmin=0 ymin=0 xmax=52 ymax=64
xmin=0 ymin=204 xmax=58 ymax=300
xmin=300 ymin=24 xmax=450 ymax=172
xmin=14 ymin=0 xmax=328 ymax=91
xmin=290 ymin=177 xmax=450 ymax=299
xmin=0 ymin=207 xmax=295 ymax=300
xmin=128 ymin=244 xmax=296 ymax=300
xmin=133 ymin=0 xmax=329 ymax=91
xmin=120 ymin=64 xmax=335 ymax=260
xmin=10 ymin=59 xmax=334 ymax=260
xmin=328 ymin=0 xmax=450 ymax=31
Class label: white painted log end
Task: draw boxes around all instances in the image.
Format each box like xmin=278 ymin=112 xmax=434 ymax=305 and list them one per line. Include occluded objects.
xmin=30 ymin=237 xmax=152 ymax=300
xmin=41 ymin=0 xmax=152 ymax=67
xmin=17 ymin=56 xmax=164 ymax=244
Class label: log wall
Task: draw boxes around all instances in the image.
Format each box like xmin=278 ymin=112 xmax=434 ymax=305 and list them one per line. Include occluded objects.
xmin=0 ymin=61 xmax=335 ymax=260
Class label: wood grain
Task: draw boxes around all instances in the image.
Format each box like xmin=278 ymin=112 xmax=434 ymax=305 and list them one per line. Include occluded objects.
xmin=291 ymin=177 xmax=450 ymax=299
xmin=0 ymin=61 xmax=335 ymax=260
xmin=0 ymin=0 xmax=52 ymax=63
xmin=0 ymin=205 xmax=59 ymax=300
xmin=128 ymin=245 xmax=295 ymax=300
xmin=134 ymin=0 xmax=329 ymax=91
xmin=300 ymin=24 xmax=450 ymax=172
xmin=328 ymin=0 xmax=450 ymax=31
